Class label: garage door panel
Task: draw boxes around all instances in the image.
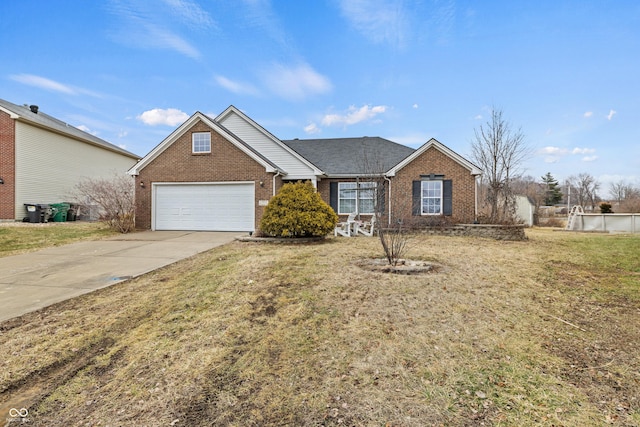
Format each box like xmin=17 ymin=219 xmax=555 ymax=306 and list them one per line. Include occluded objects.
xmin=154 ymin=183 xmax=254 ymax=231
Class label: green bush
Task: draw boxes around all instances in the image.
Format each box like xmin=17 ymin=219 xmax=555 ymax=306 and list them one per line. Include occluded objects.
xmin=600 ymin=202 xmax=613 ymax=213
xmin=260 ymin=181 xmax=338 ymax=238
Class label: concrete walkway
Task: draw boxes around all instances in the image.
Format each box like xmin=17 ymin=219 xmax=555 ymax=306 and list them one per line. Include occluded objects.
xmin=0 ymin=231 xmax=237 ymax=323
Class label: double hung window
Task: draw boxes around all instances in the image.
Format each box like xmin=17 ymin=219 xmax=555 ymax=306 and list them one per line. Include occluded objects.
xmin=338 ymin=182 xmax=376 ymax=215
xmin=421 ymin=180 xmax=443 ymax=215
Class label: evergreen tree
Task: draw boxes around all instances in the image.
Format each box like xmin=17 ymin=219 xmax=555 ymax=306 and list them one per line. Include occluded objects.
xmin=541 ymin=172 xmax=563 ymax=205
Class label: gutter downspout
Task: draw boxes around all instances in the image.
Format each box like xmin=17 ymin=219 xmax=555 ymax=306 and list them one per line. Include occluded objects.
xmin=474 ymin=175 xmax=479 ymax=222
xmin=272 ymin=171 xmax=282 ymax=196
xmin=384 ymin=176 xmax=392 ymax=225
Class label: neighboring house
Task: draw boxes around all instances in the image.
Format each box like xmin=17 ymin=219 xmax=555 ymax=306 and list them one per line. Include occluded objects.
xmin=129 ymin=105 xmax=481 ymax=232
xmin=0 ymin=98 xmax=140 ymax=221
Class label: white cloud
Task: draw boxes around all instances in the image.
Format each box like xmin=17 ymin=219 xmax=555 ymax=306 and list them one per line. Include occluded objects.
xmin=572 ymin=147 xmax=596 ymax=155
xmin=304 ymin=123 xmax=321 ymax=135
xmin=583 ymin=111 xmax=593 ymax=118
xmin=215 ymin=75 xmax=260 ymax=96
xmin=10 ymin=74 xmax=75 ymax=94
xmin=413 ymin=103 xmax=419 ymax=109
xmin=539 ymin=146 xmax=568 ymax=155
xmin=607 ymin=109 xmax=617 ymax=120
xmin=137 ymin=108 xmax=189 ymax=126
xmin=262 ymin=63 xmax=332 ymax=101
xmin=9 ymin=74 xmax=102 ymax=97
xmin=161 ymin=0 xmax=215 ymax=28
xmin=107 ymin=1 xmax=202 ymax=59
xmin=238 ymin=0 xmax=287 ymax=47
xmin=76 ymin=125 xmax=98 ymax=136
xmin=473 ymin=114 xmax=483 ymax=120
xmin=321 ymin=105 xmax=387 ymax=127
xmin=337 ymin=0 xmax=410 ymax=48
xmin=582 ymin=155 xmax=598 ymax=162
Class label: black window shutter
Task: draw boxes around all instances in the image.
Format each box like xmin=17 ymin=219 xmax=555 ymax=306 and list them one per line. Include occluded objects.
xmin=329 ymin=182 xmax=338 ymax=213
xmin=377 ymin=182 xmax=385 ymax=213
xmin=443 ymin=179 xmax=453 ymax=216
xmin=412 ymin=181 xmax=421 ymax=216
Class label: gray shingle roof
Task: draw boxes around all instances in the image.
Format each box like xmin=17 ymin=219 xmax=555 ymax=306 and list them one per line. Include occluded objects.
xmin=282 ymin=137 xmax=415 ymax=176
xmin=0 ymin=98 xmax=139 ymax=159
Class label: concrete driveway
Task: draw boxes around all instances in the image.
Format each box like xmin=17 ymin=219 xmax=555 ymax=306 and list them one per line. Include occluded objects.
xmin=0 ymin=231 xmax=237 ymax=323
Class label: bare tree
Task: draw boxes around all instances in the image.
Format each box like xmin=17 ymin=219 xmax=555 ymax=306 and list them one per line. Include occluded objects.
xmin=360 ymin=152 xmax=411 ymax=266
xmin=609 ymin=180 xmax=640 ymax=212
xmin=471 ymin=107 xmax=531 ymax=223
xmin=567 ymin=173 xmax=600 ymax=211
xmin=72 ymin=174 xmax=136 ymax=233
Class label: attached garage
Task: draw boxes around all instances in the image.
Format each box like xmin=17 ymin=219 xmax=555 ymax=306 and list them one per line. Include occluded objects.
xmin=153 ymin=182 xmax=255 ymax=231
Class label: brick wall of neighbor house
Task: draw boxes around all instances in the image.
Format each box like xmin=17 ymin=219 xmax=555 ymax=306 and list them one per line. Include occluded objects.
xmin=0 ymin=111 xmax=16 ymax=220
xmin=392 ymin=146 xmax=476 ymax=224
xmin=134 ymin=120 xmax=275 ymax=230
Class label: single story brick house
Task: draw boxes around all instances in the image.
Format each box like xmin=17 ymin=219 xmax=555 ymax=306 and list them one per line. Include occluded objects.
xmin=128 ymin=105 xmax=481 ymax=232
xmin=0 ymin=98 xmax=140 ymax=221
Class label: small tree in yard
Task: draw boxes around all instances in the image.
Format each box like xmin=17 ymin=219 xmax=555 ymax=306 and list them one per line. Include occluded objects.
xmin=260 ymin=181 xmax=338 ymax=238
xmin=360 ymin=152 xmax=412 ymax=266
xmin=72 ymin=174 xmax=135 ymax=233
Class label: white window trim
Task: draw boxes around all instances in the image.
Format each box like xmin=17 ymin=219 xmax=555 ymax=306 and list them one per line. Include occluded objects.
xmin=338 ymin=181 xmax=377 ymax=215
xmin=421 ymin=180 xmax=443 ymax=215
xmin=192 ymin=132 xmax=211 ymax=153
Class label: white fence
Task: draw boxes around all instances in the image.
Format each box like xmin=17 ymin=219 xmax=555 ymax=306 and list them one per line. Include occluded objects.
xmin=570 ymin=213 xmax=639 ymax=233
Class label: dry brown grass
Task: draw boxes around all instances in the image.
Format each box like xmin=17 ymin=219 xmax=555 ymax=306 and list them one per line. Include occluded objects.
xmin=0 ymin=229 xmax=638 ymax=426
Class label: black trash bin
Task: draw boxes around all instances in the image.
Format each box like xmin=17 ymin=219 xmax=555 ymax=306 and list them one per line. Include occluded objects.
xmin=24 ymin=204 xmax=49 ymax=223
xmin=24 ymin=204 xmax=40 ymax=223
xmin=65 ymin=202 xmax=78 ymax=221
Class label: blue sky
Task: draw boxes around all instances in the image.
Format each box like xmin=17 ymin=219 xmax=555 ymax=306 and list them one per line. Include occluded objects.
xmin=2 ymin=1 xmax=639 ymax=192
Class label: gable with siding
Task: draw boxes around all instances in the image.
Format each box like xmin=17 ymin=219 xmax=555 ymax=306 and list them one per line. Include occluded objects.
xmin=216 ymin=106 xmax=322 ymax=181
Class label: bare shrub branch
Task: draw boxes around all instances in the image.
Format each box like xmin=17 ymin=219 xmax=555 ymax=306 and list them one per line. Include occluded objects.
xmin=71 ymin=174 xmax=136 ymax=233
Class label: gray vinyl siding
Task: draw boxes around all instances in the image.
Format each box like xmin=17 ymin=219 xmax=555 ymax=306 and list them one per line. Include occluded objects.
xmin=218 ymin=113 xmax=316 ymax=180
xmin=13 ymin=122 xmax=137 ymax=219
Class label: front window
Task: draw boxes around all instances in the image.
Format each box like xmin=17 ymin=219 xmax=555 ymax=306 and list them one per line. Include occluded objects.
xmin=338 ymin=182 xmax=376 ymax=214
xmin=421 ymin=180 xmax=442 ymax=214
xmin=192 ymin=132 xmax=211 ymax=153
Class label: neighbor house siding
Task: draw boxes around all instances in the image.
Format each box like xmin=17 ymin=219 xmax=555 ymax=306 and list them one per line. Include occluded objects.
xmin=134 ymin=120 xmax=275 ymax=230
xmin=0 ymin=111 xmax=16 ymax=219
xmin=218 ymin=113 xmax=316 ymax=180
xmin=14 ymin=121 xmax=137 ymax=219
xmin=392 ymin=146 xmax=476 ymax=223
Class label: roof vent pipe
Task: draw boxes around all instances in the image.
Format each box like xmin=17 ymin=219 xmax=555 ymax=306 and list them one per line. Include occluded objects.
xmin=29 ymin=105 xmax=39 ymax=114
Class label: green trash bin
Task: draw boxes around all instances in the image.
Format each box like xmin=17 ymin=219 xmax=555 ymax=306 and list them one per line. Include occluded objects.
xmin=50 ymin=203 xmax=70 ymax=222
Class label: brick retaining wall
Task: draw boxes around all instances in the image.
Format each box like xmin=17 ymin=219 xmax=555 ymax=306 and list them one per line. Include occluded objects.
xmin=414 ymin=224 xmax=527 ymax=240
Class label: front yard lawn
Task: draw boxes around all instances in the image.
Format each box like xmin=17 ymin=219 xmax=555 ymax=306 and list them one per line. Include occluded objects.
xmin=0 ymin=222 xmax=116 ymax=257
xmin=0 ymin=229 xmax=638 ymax=426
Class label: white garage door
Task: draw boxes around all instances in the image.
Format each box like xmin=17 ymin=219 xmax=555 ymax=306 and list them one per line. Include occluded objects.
xmin=154 ymin=183 xmax=254 ymax=231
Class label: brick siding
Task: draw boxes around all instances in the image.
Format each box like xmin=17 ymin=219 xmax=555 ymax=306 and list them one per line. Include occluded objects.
xmin=318 ymin=146 xmax=477 ymax=225
xmin=0 ymin=111 xmax=15 ymax=220
xmin=393 ymin=146 xmax=477 ymax=223
xmin=134 ymin=120 xmax=275 ymax=230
